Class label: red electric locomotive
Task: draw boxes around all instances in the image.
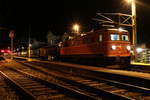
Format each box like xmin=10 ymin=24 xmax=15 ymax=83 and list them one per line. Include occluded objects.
xmin=59 ymin=28 xmax=131 ymax=66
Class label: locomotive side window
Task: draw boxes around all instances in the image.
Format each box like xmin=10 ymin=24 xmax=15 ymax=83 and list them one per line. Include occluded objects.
xmin=122 ymin=34 xmax=129 ymax=41
xmin=110 ymin=34 xmax=120 ymax=41
xmin=99 ymin=34 xmax=102 ymax=42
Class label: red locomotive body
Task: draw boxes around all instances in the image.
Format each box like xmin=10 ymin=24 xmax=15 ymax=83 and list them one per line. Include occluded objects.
xmin=60 ymin=28 xmax=131 ymax=66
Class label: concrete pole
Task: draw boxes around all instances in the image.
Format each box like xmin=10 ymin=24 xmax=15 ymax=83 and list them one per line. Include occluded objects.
xmin=132 ymin=0 xmax=137 ymax=45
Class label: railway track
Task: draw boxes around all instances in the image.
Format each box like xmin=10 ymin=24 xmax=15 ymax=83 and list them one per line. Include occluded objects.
xmin=13 ymin=60 xmax=150 ymax=100
xmin=0 ymin=67 xmax=95 ymax=100
xmin=0 ymin=75 xmax=24 ymax=100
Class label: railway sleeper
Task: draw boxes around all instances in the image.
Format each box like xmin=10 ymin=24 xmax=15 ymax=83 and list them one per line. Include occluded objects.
xmin=18 ymin=82 xmax=41 ymax=86
xmin=32 ymin=92 xmax=50 ymax=96
xmin=24 ymin=85 xmax=46 ymax=89
xmin=110 ymin=88 xmax=127 ymax=93
xmin=123 ymin=92 xmax=142 ymax=97
xmin=38 ymin=94 xmax=66 ymax=100
xmin=30 ymin=88 xmax=51 ymax=91
xmin=32 ymin=90 xmax=60 ymax=96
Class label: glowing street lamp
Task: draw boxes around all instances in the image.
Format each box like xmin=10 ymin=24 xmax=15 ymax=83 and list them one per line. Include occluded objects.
xmin=73 ymin=24 xmax=79 ymax=33
xmin=126 ymin=0 xmax=132 ymax=3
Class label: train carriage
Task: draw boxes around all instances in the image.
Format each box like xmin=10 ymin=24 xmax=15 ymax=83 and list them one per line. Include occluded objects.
xmin=39 ymin=45 xmax=60 ymax=60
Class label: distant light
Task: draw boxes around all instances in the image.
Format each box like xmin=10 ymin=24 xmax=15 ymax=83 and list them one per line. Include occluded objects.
xmin=136 ymin=48 xmax=143 ymax=53
xmin=58 ymin=42 xmax=62 ymax=47
xmin=126 ymin=0 xmax=132 ymax=3
xmin=17 ymin=48 xmax=19 ymax=51
xmin=21 ymin=52 xmax=26 ymax=55
xmin=29 ymin=44 xmax=32 ymax=47
xmin=1 ymin=50 xmax=4 ymax=53
xmin=118 ymin=27 xmax=124 ymax=32
xmin=22 ymin=47 xmax=24 ymax=49
xmin=0 ymin=49 xmax=11 ymax=53
xmin=6 ymin=50 xmax=11 ymax=53
xmin=73 ymin=24 xmax=79 ymax=33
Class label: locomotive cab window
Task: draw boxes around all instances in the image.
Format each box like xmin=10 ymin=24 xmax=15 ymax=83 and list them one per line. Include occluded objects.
xmin=110 ymin=34 xmax=120 ymax=41
xmin=99 ymin=34 xmax=102 ymax=42
xmin=122 ymin=34 xmax=129 ymax=41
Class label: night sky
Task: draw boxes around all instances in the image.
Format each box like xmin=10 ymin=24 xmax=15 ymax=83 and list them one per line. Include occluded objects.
xmin=0 ymin=0 xmax=150 ymax=48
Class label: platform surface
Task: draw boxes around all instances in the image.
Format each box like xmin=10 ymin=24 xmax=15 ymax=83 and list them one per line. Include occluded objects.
xmin=13 ymin=56 xmax=150 ymax=80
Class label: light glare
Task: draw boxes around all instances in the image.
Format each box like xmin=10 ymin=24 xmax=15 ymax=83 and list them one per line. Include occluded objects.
xmin=73 ymin=24 xmax=79 ymax=33
xmin=126 ymin=0 xmax=132 ymax=3
xmin=126 ymin=46 xmax=131 ymax=51
xmin=112 ymin=45 xmax=116 ymax=50
xmin=118 ymin=27 xmax=124 ymax=32
xmin=136 ymin=48 xmax=143 ymax=53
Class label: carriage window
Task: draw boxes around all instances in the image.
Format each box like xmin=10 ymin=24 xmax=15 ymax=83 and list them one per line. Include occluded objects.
xmin=122 ymin=35 xmax=129 ymax=41
xmin=111 ymin=34 xmax=120 ymax=40
xmin=99 ymin=34 xmax=102 ymax=42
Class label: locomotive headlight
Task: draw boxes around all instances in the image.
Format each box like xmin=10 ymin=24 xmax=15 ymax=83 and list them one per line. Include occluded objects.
xmin=112 ymin=45 xmax=116 ymax=50
xmin=126 ymin=46 xmax=131 ymax=51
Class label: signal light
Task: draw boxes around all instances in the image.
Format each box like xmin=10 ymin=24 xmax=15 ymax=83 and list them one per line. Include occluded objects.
xmin=0 ymin=49 xmax=11 ymax=53
xmin=6 ymin=50 xmax=11 ymax=53
xmin=1 ymin=50 xmax=4 ymax=53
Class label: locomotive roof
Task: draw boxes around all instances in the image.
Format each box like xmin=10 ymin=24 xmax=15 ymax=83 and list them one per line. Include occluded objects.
xmin=93 ymin=28 xmax=128 ymax=33
xmin=63 ymin=28 xmax=129 ymax=42
xmin=107 ymin=28 xmax=128 ymax=32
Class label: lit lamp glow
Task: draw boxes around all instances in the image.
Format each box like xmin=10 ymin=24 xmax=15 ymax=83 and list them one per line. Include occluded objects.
xmin=118 ymin=27 xmax=124 ymax=32
xmin=73 ymin=24 xmax=79 ymax=33
xmin=136 ymin=48 xmax=143 ymax=53
xmin=126 ymin=0 xmax=132 ymax=3
xmin=28 ymin=43 xmax=32 ymax=61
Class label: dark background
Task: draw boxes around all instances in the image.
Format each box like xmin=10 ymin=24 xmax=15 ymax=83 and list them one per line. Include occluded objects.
xmin=0 ymin=0 xmax=150 ymax=48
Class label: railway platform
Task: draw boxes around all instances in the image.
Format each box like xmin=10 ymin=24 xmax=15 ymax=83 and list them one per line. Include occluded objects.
xmin=131 ymin=61 xmax=150 ymax=66
xmin=13 ymin=56 xmax=150 ymax=80
xmin=50 ymin=61 xmax=150 ymax=80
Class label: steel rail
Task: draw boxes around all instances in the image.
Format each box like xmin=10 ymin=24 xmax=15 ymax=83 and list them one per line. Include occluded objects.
xmin=0 ymin=71 xmax=37 ymax=100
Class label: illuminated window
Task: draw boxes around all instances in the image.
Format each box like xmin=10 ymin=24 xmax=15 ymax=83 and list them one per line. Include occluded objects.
xmin=99 ymin=34 xmax=102 ymax=42
xmin=111 ymin=34 xmax=120 ymax=41
xmin=122 ymin=35 xmax=129 ymax=41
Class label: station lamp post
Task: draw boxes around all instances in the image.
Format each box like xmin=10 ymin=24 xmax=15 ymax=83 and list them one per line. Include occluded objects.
xmin=131 ymin=0 xmax=137 ymax=46
xmin=126 ymin=0 xmax=137 ymax=62
xmin=28 ymin=43 xmax=32 ymax=59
